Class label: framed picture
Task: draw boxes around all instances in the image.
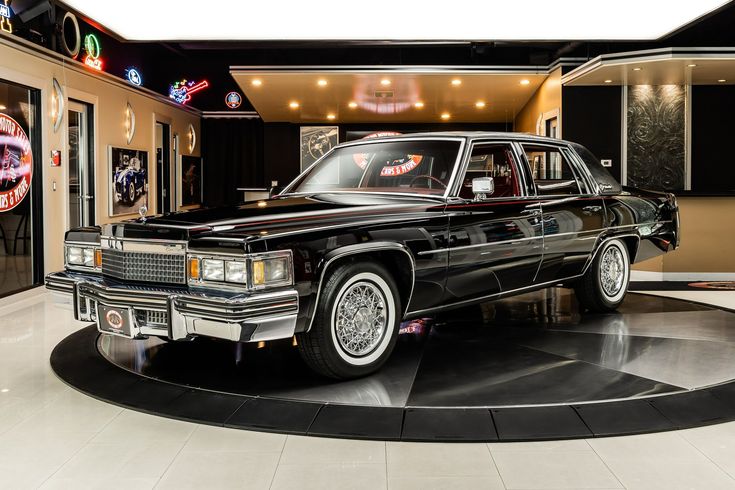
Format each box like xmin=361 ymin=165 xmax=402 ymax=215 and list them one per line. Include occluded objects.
xmin=300 ymin=126 xmax=338 ymax=172
xmin=180 ymin=155 xmax=203 ymax=207
xmin=108 ymin=146 xmax=148 ymax=217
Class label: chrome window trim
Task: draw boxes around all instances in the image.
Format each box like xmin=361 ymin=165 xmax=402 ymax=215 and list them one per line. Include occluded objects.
xmin=517 ymin=141 xmax=592 ymax=198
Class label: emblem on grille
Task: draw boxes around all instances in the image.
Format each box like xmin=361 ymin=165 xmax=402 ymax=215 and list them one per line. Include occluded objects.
xmin=105 ymin=309 xmax=124 ymax=329
xmin=139 ymin=204 xmax=148 ymax=222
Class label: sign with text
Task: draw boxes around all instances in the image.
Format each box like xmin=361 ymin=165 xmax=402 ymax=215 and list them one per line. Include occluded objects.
xmin=0 ymin=114 xmax=33 ymax=212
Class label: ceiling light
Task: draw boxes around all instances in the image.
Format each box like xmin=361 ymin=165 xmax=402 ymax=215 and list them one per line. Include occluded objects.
xmin=0 ymin=104 xmax=6 ymax=110
xmin=251 ymin=79 xmax=262 ymax=86
xmin=348 ymin=101 xmax=358 ymax=108
xmin=317 ymin=79 xmax=328 ymax=87
xmin=58 ymin=2 xmax=731 ymax=41
xmin=719 ymin=79 xmax=727 ymax=83
xmin=441 ymin=113 xmax=451 ymax=120
xmin=289 ymin=101 xmax=299 ymax=109
xmin=520 ymin=79 xmax=530 ymax=86
xmin=414 ymin=101 xmax=424 ymax=109
xmin=380 ymin=79 xmax=391 ymax=86
xmin=327 ymin=113 xmax=336 ymax=120
xmin=632 ymin=67 xmax=642 ymax=71
xmin=688 ymin=63 xmax=697 ymax=67
xmin=451 ymin=79 xmax=462 ymax=86
xmin=604 ymin=79 xmax=613 ymax=83
xmin=475 ymin=101 xmax=486 ymax=108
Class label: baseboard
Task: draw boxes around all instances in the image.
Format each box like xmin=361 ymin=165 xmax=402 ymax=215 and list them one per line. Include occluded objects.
xmin=631 ymin=271 xmax=735 ymax=282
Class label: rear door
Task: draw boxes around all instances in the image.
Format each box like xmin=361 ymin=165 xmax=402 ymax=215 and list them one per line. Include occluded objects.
xmin=518 ymin=142 xmax=606 ymax=282
xmin=443 ymin=141 xmax=543 ymax=305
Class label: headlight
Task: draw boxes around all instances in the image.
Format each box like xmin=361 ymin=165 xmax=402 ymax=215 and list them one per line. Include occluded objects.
xmin=252 ymin=256 xmax=290 ymax=287
xmin=65 ymin=244 xmax=101 ymax=271
xmin=188 ymin=251 xmax=292 ymax=289
xmin=225 ymin=261 xmax=247 ymax=284
xmin=201 ymin=259 xmax=225 ymax=281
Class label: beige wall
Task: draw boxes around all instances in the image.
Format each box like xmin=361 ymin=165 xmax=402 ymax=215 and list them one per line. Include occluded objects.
xmin=634 ymin=197 xmax=735 ymax=274
xmin=0 ymin=35 xmax=200 ymax=273
xmin=515 ymin=67 xmax=562 ymax=135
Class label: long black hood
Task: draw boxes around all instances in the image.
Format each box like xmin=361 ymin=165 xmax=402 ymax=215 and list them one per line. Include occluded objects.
xmin=104 ymin=193 xmax=445 ymax=242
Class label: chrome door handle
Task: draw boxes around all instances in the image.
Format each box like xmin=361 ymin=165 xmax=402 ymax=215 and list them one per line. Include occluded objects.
xmin=582 ymin=205 xmax=602 ymax=214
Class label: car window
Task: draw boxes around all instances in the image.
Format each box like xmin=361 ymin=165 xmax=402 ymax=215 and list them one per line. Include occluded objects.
xmin=522 ymin=144 xmax=586 ymax=196
xmin=459 ymin=144 xmax=522 ymax=200
xmin=288 ymin=140 xmax=461 ymax=196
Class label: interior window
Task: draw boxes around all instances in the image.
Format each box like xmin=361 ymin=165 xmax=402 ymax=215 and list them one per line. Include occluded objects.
xmin=459 ymin=144 xmax=521 ymax=200
xmin=522 ymin=144 xmax=585 ymax=196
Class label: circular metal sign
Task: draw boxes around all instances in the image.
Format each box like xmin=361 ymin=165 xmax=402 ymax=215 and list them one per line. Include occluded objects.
xmin=0 ymin=113 xmax=33 ymax=212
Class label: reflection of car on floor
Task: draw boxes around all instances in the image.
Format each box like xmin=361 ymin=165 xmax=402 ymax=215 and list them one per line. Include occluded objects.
xmin=47 ymin=132 xmax=680 ymax=379
xmin=114 ymin=162 xmax=146 ymax=205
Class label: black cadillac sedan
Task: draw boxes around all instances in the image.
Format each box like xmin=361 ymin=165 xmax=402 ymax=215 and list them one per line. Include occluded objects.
xmin=47 ymin=132 xmax=680 ymax=379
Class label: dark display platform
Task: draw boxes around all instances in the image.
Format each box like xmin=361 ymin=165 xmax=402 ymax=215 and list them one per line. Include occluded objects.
xmin=50 ymin=289 xmax=735 ymax=441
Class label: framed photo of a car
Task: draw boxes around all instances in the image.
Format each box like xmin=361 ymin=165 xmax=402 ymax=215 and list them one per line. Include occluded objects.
xmin=300 ymin=126 xmax=338 ymax=172
xmin=108 ymin=146 xmax=148 ymax=217
xmin=180 ymin=155 xmax=202 ymax=207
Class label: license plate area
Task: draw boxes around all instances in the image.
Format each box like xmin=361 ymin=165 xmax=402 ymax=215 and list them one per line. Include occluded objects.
xmin=96 ymin=303 xmax=136 ymax=338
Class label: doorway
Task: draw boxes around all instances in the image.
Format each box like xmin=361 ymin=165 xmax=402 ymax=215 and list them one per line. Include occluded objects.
xmin=67 ymin=100 xmax=95 ymax=228
xmin=156 ymin=122 xmax=171 ymax=214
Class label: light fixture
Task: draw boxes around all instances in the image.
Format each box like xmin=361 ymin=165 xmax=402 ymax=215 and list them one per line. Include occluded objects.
xmin=719 ymin=79 xmax=727 ymax=83
xmin=604 ymin=79 xmax=613 ymax=83
xmin=441 ymin=113 xmax=451 ymax=120
xmin=251 ymin=79 xmax=262 ymax=86
xmin=51 ymin=78 xmax=64 ymax=133
xmin=520 ymin=79 xmax=530 ymax=86
xmin=414 ymin=101 xmax=424 ymax=108
xmin=0 ymin=104 xmax=6 ymax=111
xmin=125 ymin=102 xmax=135 ymax=144
xmin=688 ymin=63 xmax=698 ymax=67
xmin=632 ymin=67 xmax=642 ymax=71
xmin=348 ymin=101 xmax=358 ymax=108
xmin=451 ymin=79 xmax=462 ymax=86
xmin=289 ymin=101 xmax=299 ymax=109
xmin=187 ymin=123 xmax=196 ymax=153
xmin=475 ymin=101 xmax=486 ymax=108
xmin=380 ymin=79 xmax=391 ymax=86
xmin=317 ymin=79 xmax=328 ymax=87
xmin=326 ymin=113 xmax=336 ymax=120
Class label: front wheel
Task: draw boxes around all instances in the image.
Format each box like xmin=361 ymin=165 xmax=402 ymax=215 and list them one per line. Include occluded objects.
xmin=127 ymin=182 xmax=135 ymax=203
xmin=297 ymin=261 xmax=401 ymax=379
xmin=575 ymin=238 xmax=630 ymax=313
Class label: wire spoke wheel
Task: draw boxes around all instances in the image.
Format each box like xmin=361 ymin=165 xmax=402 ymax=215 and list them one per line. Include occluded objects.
xmin=600 ymin=245 xmax=625 ymax=297
xmin=335 ymin=281 xmax=387 ymax=357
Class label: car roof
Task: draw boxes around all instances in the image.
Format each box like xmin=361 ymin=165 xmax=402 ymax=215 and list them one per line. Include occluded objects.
xmin=334 ymin=131 xmax=577 ymax=148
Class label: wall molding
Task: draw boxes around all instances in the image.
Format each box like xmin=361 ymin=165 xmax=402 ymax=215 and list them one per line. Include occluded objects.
xmin=632 ymin=271 xmax=735 ymax=281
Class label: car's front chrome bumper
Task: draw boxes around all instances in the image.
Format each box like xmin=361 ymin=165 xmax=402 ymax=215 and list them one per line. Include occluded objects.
xmin=45 ymin=271 xmax=299 ymax=343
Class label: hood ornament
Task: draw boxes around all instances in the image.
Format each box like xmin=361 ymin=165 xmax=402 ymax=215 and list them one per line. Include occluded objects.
xmin=138 ymin=205 xmax=148 ymax=222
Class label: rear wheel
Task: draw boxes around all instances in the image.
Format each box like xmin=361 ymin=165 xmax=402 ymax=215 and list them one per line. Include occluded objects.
xmin=297 ymin=260 xmax=401 ymax=379
xmin=575 ymin=238 xmax=630 ymax=313
xmin=127 ymin=182 xmax=135 ymax=203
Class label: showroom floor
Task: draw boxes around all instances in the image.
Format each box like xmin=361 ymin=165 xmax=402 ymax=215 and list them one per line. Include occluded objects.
xmin=3 ymin=289 xmax=735 ymax=489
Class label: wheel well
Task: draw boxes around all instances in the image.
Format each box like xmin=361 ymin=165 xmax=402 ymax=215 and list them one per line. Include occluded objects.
xmin=320 ymin=250 xmax=414 ymax=315
xmin=618 ymin=235 xmax=640 ymax=263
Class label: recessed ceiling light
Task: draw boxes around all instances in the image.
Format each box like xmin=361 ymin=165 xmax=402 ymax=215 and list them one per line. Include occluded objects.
xmin=289 ymin=101 xmax=299 ymax=109
xmin=719 ymin=79 xmax=727 ymax=83
xmin=380 ymin=79 xmax=391 ymax=86
xmin=688 ymin=63 xmax=698 ymax=67
xmin=251 ymin=79 xmax=262 ymax=86
xmin=451 ymin=79 xmax=462 ymax=86
xmin=604 ymin=79 xmax=613 ymax=83
xmin=520 ymin=79 xmax=530 ymax=86
xmin=317 ymin=79 xmax=328 ymax=87
xmin=414 ymin=101 xmax=424 ymax=108
xmin=632 ymin=67 xmax=642 ymax=71
xmin=475 ymin=101 xmax=486 ymax=108
xmin=441 ymin=113 xmax=451 ymax=120
xmin=348 ymin=101 xmax=358 ymax=108
xmin=327 ymin=113 xmax=336 ymax=120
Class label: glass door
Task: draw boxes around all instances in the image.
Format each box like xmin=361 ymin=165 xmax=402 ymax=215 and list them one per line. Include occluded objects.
xmin=67 ymin=100 xmax=95 ymax=228
xmin=156 ymin=122 xmax=171 ymax=214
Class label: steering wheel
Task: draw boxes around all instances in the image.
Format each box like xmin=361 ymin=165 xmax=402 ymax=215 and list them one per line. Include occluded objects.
xmin=409 ymin=175 xmax=447 ymax=189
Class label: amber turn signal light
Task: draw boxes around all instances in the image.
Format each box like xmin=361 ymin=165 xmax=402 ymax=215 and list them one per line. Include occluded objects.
xmin=94 ymin=249 xmax=102 ymax=268
xmin=188 ymin=258 xmax=200 ymax=279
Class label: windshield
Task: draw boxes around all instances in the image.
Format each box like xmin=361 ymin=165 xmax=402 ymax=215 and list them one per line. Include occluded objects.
xmin=287 ymin=139 xmax=462 ymax=196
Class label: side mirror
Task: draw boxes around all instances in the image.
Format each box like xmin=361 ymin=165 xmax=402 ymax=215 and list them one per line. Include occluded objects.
xmin=472 ymin=177 xmax=494 ymax=201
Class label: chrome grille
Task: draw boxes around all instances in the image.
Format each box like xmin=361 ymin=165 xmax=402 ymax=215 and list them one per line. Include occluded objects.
xmin=135 ymin=309 xmax=168 ymax=327
xmin=102 ymin=248 xmax=186 ymax=284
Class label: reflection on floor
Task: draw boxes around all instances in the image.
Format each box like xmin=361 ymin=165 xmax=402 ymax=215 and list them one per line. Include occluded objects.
xmin=99 ymin=289 xmax=735 ymax=409
xmin=3 ymin=288 xmax=735 ymax=489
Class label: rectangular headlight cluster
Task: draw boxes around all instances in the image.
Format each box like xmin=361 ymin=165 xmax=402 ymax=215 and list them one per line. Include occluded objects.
xmin=65 ymin=243 xmax=102 ymax=271
xmin=188 ymin=251 xmax=292 ymax=289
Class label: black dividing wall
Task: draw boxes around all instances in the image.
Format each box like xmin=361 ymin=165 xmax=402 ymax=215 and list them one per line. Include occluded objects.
xmin=691 ymin=86 xmax=735 ymax=193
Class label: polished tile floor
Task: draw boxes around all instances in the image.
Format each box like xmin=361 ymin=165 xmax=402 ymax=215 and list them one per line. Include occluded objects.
xmin=3 ymin=287 xmax=735 ymax=489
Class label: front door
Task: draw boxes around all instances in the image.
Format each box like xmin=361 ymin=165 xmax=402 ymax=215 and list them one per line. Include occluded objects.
xmin=519 ymin=142 xmax=606 ymax=282
xmin=444 ymin=142 xmax=543 ymax=305
xmin=68 ymin=100 xmax=94 ymax=228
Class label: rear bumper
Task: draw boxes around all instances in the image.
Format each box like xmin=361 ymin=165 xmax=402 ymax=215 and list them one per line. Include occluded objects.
xmin=45 ymin=271 xmax=299 ymax=342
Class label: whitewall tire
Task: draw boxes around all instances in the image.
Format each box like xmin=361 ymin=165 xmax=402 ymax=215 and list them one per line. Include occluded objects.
xmin=575 ymin=238 xmax=630 ymax=313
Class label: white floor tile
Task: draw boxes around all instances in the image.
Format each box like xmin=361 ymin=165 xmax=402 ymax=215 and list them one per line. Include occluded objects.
xmin=155 ymin=450 xmax=280 ymax=489
xmin=91 ymin=409 xmax=196 ymax=444
xmin=679 ymin=421 xmax=735 ymax=478
xmin=388 ymin=475 xmax=505 ymax=490
xmin=271 ymin=463 xmax=386 ymax=490
xmin=387 ymin=442 xmax=498 ymax=478
xmin=183 ymin=424 xmax=286 ymax=453
xmin=280 ymin=435 xmax=385 ymax=465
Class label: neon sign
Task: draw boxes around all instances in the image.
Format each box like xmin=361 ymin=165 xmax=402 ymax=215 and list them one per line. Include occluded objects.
xmin=225 ymin=91 xmax=242 ymax=109
xmin=168 ymin=79 xmax=209 ymax=105
xmin=0 ymin=0 xmax=12 ymax=34
xmin=125 ymin=68 xmax=142 ymax=86
xmin=82 ymin=34 xmax=103 ymax=71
